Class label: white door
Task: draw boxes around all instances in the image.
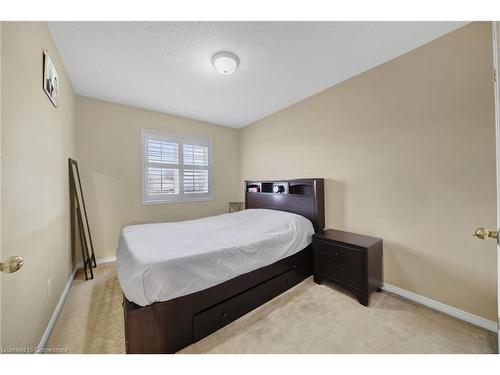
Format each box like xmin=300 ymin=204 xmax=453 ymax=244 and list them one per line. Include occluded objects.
xmin=487 ymin=21 xmax=500 ymax=347
xmin=474 ymin=21 xmax=500 ymax=351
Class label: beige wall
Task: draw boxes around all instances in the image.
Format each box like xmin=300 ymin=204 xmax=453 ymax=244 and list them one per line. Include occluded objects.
xmin=75 ymin=97 xmax=240 ymax=260
xmin=1 ymin=22 xmax=76 ymax=349
xmin=240 ymin=22 xmax=498 ymax=320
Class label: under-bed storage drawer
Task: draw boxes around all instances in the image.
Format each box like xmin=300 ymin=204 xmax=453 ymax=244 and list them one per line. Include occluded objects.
xmin=192 ymin=267 xmax=300 ymax=342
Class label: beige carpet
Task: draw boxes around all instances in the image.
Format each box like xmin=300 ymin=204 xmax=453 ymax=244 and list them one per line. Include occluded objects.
xmin=46 ymin=262 xmax=497 ymax=354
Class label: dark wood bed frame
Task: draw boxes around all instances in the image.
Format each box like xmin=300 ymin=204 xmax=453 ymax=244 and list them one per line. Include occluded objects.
xmin=123 ymin=178 xmax=325 ymax=353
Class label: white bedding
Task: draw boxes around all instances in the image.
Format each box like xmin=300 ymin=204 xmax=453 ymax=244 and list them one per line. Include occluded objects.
xmin=116 ymin=209 xmax=314 ymax=306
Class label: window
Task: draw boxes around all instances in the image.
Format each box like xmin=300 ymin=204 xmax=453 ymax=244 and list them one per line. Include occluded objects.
xmin=142 ymin=129 xmax=212 ymax=204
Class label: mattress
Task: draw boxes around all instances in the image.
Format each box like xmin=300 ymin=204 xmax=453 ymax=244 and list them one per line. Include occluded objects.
xmin=116 ymin=208 xmax=314 ymax=306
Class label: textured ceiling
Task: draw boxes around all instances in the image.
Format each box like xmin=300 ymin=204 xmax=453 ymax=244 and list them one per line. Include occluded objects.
xmin=48 ymin=22 xmax=467 ymax=128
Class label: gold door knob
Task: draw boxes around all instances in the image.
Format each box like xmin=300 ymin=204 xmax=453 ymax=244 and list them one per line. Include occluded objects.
xmin=0 ymin=256 xmax=24 ymax=273
xmin=473 ymin=227 xmax=499 ymax=240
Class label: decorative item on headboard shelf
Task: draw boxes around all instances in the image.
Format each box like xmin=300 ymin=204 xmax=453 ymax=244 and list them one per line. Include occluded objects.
xmin=273 ymin=184 xmax=286 ymax=193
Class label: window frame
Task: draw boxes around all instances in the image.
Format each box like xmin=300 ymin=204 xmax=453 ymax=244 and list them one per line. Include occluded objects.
xmin=141 ymin=129 xmax=213 ymax=205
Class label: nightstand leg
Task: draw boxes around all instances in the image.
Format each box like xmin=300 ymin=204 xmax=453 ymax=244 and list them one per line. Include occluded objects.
xmin=313 ymin=275 xmax=322 ymax=285
xmin=376 ymin=287 xmax=382 ymax=293
xmin=358 ymin=294 xmax=370 ymax=307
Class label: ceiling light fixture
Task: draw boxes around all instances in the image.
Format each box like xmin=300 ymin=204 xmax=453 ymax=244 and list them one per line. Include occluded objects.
xmin=211 ymin=51 xmax=239 ymax=75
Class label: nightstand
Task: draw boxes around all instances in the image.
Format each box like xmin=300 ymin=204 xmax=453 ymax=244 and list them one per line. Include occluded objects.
xmin=313 ymin=229 xmax=383 ymax=306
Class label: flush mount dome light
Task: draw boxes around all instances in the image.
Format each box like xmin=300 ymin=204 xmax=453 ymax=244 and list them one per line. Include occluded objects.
xmin=211 ymin=51 xmax=239 ymax=75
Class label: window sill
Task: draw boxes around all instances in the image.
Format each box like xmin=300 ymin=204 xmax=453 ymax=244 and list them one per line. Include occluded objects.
xmin=142 ymin=195 xmax=213 ymax=205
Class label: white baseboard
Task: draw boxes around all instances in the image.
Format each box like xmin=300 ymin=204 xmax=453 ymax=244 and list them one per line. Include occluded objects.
xmin=383 ymin=283 xmax=498 ymax=332
xmin=36 ymin=256 xmax=117 ymax=354
xmin=75 ymin=255 xmax=116 ymax=269
xmin=95 ymin=256 xmax=116 ymax=265
xmin=36 ymin=264 xmax=79 ymax=354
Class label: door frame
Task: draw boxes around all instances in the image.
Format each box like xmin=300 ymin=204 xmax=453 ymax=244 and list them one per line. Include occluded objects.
xmin=491 ymin=21 xmax=500 ymax=346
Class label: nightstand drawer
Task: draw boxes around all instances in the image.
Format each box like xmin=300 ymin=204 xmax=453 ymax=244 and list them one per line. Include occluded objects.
xmin=315 ymin=261 xmax=363 ymax=290
xmin=315 ymin=240 xmax=363 ymax=270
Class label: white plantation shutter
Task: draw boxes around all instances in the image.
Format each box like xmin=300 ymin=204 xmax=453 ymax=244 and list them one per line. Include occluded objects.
xmin=183 ymin=144 xmax=209 ymax=166
xmin=142 ymin=130 xmax=212 ymax=203
xmin=183 ymin=169 xmax=209 ymax=194
xmin=182 ymin=143 xmax=209 ymax=195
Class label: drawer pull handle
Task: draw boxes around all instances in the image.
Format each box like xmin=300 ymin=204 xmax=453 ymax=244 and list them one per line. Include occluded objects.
xmin=221 ymin=312 xmax=227 ymax=319
xmin=335 ymin=252 xmax=339 ymax=256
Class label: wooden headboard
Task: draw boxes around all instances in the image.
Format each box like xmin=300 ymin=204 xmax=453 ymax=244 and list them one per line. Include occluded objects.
xmin=245 ymin=178 xmax=325 ymax=232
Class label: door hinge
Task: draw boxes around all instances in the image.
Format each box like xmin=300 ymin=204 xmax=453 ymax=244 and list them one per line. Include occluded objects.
xmin=494 ymin=69 xmax=497 ymax=84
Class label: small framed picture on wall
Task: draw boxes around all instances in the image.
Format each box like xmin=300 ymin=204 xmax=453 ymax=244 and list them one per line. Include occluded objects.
xmin=43 ymin=50 xmax=59 ymax=107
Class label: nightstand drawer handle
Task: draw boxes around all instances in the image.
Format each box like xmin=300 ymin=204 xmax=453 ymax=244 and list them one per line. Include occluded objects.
xmin=335 ymin=252 xmax=339 ymax=256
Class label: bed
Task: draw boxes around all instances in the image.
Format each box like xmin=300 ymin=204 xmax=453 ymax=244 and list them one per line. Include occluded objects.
xmin=120 ymin=178 xmax=324 ymax=353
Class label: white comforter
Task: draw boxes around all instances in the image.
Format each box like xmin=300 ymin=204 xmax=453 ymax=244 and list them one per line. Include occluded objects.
xmin=116 ymin=209 xmax=314 ymax=306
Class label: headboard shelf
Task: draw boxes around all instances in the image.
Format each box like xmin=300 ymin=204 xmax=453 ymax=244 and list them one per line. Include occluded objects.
xmin=244 ymin=178 xmax=325 ymax=232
